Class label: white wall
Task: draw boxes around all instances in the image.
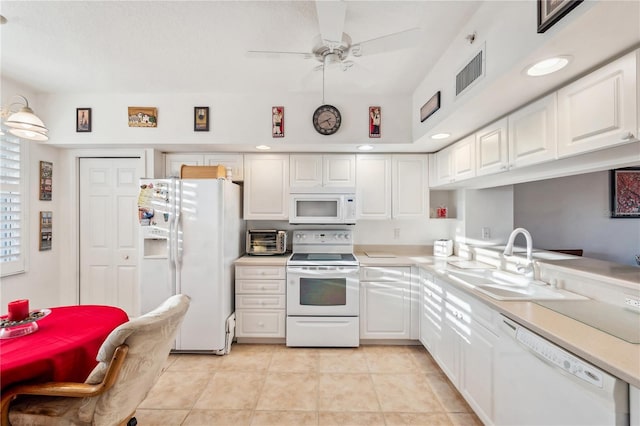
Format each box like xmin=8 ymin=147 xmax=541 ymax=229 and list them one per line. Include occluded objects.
xmin=454 ymin=186 xmax=514 ymax=246
xmin=247 ymin=218 xmax=451 ymax=248
xmin=514 ymin=171 xmax=640 ymax=265
xmin=1 ymin=78 xmax=62 ymax=308
xmin=38 ymin=92 xmax=412 ymax=150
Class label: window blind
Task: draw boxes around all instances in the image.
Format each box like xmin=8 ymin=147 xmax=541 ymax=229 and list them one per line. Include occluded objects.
xmin=0 ymin=134 xmax=25 ymax=275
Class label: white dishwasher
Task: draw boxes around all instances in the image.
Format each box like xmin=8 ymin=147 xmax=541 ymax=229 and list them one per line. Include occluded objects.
xmin=495 ymin=315 xmax=629 ymax=426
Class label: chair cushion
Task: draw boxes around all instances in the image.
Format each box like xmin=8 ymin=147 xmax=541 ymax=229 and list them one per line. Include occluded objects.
xmin=8 ymin=395 xmax=91 ymax=426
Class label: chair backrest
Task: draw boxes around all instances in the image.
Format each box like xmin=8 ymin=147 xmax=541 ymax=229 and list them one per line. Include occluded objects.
xmin=79 ymin=294 xmax=190 ymax=425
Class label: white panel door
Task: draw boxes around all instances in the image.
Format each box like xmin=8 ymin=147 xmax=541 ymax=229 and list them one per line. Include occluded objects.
xmin=476 ymin=118 xmax=509 ymax=177
xmin=392 ymin=155 xmax=428 ymax=218
xmin=451 ymin=135 xmax=476 ymax=181
xmin=356 ymin=155 xmax=391 ymax=219
xmin=244 ymin=154 xmax=289 ymax=220
xmin=290 ymin=155 xmax=323 ymax=188
xmin=80 ymin=158 xmax=144 ymax=316
xmin=508 ymin=94 xmax=557 ymax=169
xmin=323 ymin=154 xmax=356 ymax=187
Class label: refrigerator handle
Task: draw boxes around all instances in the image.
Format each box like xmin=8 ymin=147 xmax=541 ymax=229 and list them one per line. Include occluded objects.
xmin=174 ymin=179 xmax=183 ymax=266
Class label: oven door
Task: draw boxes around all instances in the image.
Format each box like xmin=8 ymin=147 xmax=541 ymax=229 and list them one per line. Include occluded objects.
xmin=286 ymin=266 xmax=359 ymax=316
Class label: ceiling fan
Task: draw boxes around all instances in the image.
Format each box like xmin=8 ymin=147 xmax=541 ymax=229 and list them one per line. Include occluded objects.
xmin=247 ymin=2 xmax=422 ymax=74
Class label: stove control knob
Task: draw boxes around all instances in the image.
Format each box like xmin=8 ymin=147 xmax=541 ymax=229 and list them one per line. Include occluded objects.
xmin=344 ymin=234 xmax=350 ymax=240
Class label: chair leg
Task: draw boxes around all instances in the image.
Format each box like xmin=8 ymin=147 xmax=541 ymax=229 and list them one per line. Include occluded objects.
xmin=127 ymin=417 xmax=137 ymax=426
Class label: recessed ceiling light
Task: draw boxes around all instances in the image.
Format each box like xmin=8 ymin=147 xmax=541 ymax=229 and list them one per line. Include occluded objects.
xmin=431 ymin=133 xmax=451 ymax=140
xmin=358 ymin=145 xmax=374 ymax=151
xmin=256 ymin=145 xmax=271 ymax=150
xmin=526 ymin=56 xmax=571 ymax=77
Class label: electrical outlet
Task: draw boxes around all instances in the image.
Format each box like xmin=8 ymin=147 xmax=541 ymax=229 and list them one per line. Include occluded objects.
xmin=393 ymin=228 xmax=400 ymax=239
xmin=624 ymin=295 xmax=640 ymax=310
xmin=481 ymin=227 xmax=491 ymax=239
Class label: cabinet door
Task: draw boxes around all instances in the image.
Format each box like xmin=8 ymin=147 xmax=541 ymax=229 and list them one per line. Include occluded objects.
xmin=165 ymin=154 xmax=203 ymax=177
xmin=392 ymin=155 xmax=428 ymax=218
xmin=508 ymin=94 xmax=557 ymax=169
xmin=439 ymin=320 xmax=460 ymax=385
xmin=434 ymin=147 xmax=454 ymax=186
xmin=204 ymin=154 xmax=244 ymax=181
xmin=243 ymin=154 xmax=289 ymax=220
xmin=476 ymin=118 xmax=509 ymax=177
xmin=558 ymin=50 xmax=637 ymax=157
xmin=460 ymin=321 xmax=497 ymax=424
xmin=360 ymin=281 xmax=411 ymax=339
xmin=236 ymin=310 xmax=285 ymax=337
xmin=290 ymin=155 xmax=323 ymax=189
xmin=452 ymin=135 xmax=476 ymax=181
xmin=356 ymin=155 xmax=391 ymax=219
xmin=419 ymin=270 xmax=444 ymax=354
xmin=323 ymin=154 xmax=356 ymax=188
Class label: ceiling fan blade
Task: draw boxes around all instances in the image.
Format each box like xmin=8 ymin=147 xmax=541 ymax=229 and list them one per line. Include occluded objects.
xmin=315 ymin=1 xmax=346 ymax=46
xmin=351 ymin=28 xmax=422 ymax=57
xmin=246 ymin=50 xmax=314 ymax=60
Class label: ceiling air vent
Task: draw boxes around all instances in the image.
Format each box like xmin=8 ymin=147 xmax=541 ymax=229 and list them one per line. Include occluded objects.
xmin=456 ymin=47 xmax=485 ymax=97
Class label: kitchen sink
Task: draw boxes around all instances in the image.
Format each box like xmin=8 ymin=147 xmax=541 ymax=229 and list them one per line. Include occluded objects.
xmin=443 ymin=269 xmax=587 ymax=301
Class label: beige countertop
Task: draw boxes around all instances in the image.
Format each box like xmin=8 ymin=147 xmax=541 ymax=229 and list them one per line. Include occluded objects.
xmin=360 ymin=248 xmax=640 ymax=387
xmin=234 ymin=253 xmax=290 ymax=266
xmin=234 ymin=247 xmax=640 ymax=387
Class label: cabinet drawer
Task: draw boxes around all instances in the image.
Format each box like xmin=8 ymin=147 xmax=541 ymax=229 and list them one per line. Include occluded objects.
xmin=236 ymin=294 xmax=286 ymax=309
xmin=236 ymin=266 xmax=286 ymax=280
xmin=236 ymin=310 xmax=285 ymax=337
xmin=361 ymin=266 xmax=411 ymax=282
xmin=235 ymin=279 xmax=285 ymax=294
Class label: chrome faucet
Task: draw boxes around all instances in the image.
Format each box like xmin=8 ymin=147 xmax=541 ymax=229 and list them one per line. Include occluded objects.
xmin=503 ymin=228 xmax=534 ymax=278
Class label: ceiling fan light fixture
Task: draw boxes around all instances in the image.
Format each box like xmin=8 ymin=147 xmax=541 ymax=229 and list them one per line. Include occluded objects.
xmin=525 ymin=56 xmax=571 ymax=77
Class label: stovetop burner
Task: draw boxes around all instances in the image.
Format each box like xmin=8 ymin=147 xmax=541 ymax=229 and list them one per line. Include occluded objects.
xmin=288 ymin=230 xmax=358 ymax=266
xmin=288 ymin=252 xmax=358 ymax=266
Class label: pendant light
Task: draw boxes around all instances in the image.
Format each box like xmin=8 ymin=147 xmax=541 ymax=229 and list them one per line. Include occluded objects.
xmin=3 ymin=95 xmax=49 ymax=141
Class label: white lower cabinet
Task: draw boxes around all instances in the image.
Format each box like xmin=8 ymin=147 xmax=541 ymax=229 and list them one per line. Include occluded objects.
xmin=360 ymin=266 xmax=412 ymax=339
xmin=235 ymin=265 xmax=286 ymax=338
xmin=419 ymin=271 xmax=498 ymax=425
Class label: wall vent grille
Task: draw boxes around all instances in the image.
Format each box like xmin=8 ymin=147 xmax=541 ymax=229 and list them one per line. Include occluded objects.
xmin=456 ymin=49 xmax=484 ymax=96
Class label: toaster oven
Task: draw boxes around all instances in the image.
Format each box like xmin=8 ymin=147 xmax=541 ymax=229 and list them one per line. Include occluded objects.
xmin=246 ymin=230 xmax=287 ymax=255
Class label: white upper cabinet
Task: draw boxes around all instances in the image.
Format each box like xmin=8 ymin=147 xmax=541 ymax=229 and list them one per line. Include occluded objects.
xmin=243 ymin=154 xmax=289 ymax=220
xmin=432 ymin=135 xmax=475 ymax=186
xmin=392 ymin=155 xmax=428 ymax=218
xmin=356 ymin=155 xmax=392 ymax=219
xmin=432 ymin=146 xmax=454 ymax=186
xmin=557 ymin=50 xmax=638 ymax=157
xmin=356 ymin=154 xmax=428 ymax=219
xmin=290 ymin=154 xmax=356 ymax=190
xmin=451 ymin=134 xmax=476 ymax=181
xmin=476 ymin=118 xmax=509 ymax=176
xmin=508 ymin=94 xmax=557 ymax=169
xmin=165 ymin=153 xmax=244 ymax=180
xmin=203 ymin=154 xmax=244 ymax=181
xmin=165 ymin=154 xmax=203 ymax=177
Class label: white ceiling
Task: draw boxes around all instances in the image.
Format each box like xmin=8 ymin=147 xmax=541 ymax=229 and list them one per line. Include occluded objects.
xmin=0 ymin=1 xmax=480 ymax=95
xmin=1 ymin=1 xmax=639 ymax=154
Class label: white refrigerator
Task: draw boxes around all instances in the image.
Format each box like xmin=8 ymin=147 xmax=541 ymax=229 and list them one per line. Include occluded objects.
xmin=138 ymin=177 xmax=243 ymax=353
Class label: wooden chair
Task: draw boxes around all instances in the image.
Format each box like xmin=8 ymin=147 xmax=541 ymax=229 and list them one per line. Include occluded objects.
xmin=1 ymin=294 xmax=190 ymax=426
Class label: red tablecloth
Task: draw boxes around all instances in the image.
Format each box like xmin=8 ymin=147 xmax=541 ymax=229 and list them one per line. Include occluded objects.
xmin=0 ymin=305 xmax=129 ymax=391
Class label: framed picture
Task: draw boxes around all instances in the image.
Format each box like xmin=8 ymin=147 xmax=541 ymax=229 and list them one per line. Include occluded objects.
xmin=272 ymin=106 xmax=284 ymax=138
xmin=39 ymin=161 xmax=52 ymax=201
xmin=128 ymin=107 xmax=158 ymax=127
xmin=39 ymin=211 xmax=52 ymax=251
xmin=194 ymin=107 xmax=209 ymax=132
xmin=369 ymin=106 xmax=381 ymax=138
xmin=76 ymin=108 xmax=91 ymax=132
xmin=537 ymin=0 xmax=583 ymax=33
xmin=420 ymin=91 xmax=441 ymax=123
xmin=610 ymin=167 xmax=640 ymax=218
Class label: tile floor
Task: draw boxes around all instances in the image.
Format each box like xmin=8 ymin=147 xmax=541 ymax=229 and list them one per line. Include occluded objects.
xmin=136 ymin=344 xmax=483 ymax=426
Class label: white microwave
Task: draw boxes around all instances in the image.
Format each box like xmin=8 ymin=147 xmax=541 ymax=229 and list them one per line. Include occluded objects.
xmin=289 ymin=193 xmax=356 ymax=225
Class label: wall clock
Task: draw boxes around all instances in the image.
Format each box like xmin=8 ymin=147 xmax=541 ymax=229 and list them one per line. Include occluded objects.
xmin=312 ymin=105 xmax=341 ymax=135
